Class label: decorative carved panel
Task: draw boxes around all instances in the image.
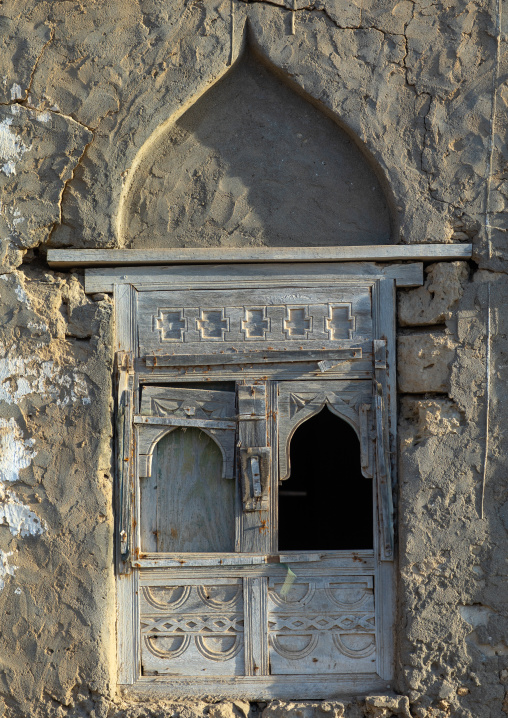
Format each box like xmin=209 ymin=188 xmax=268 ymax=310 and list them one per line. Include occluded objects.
xmin=137 ymin=286 xmax=373 ymax=357
xmin=140 ymin=582 xmax=245 ymax=676
xmin=268 ymin=575 xmax=376 ymax=674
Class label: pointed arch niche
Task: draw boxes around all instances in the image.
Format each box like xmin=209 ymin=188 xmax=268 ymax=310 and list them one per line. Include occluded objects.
xmin=120 ymin=50 xmax=393 ymax=250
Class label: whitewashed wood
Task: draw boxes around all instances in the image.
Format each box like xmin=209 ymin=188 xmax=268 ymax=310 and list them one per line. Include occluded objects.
xmin=359 ymin=404 xmax=374 ymax=479
xmin=136 ymin=362 xmax=373 ymax=383
xmin=114 ymin=284 xmax=138 ymax=686
xmin=114 ymin=283 xmax=136 ymax=354
xmin=140 ymin=580 xmax=244 ymax=676
xmin=153 ymin=428 xmax=235 ymax=553
xmin=85 ymin=261 xmax=424 ymax=293
xmin=47 ymin=244 xmax=472 ymax=270
xmin=375 ymin=561 xmax=395 ymax=680
xmin=135 ymin=554 xmax=323 ymax=567
xmin=135 ymin=415 xmax=236 ymax=430
xmin=144 ymin=348 xmax=362 ymax=367
xmin=238 ymin=384 xmax=271 ymax=552
xmin=137 ymin=424 xmax=235 ymax=480
xmin=137 ymin=285 xmax=373 ymax=357
xmin=267 ymin=575 xmax=376 ymax=675
xmin=137 ymin=552 xmax=376 ymax=577
xmin=122 ymin=673 xmax=391 ymax=697
xmin=139 ymin=446 xmax=157 ymax=552
xmin=117 ymin=571 xmax=139 ymax=684
xmin=244 ymin=577 xmax=269 ymax=675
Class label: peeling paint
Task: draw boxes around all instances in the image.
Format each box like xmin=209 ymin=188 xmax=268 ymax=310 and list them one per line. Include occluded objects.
xmin=0 ymin=550 xmax=16 ymax=591
xmin=0 ymin=489 xmax=46 ymax=537
xmin=0 ymin=355 xmax=91 ymax=406
xmin=0 ymin=418 xmax=45 ymax=589
xmin=0 ymin=116 xmax=28 ymax=176
xmin=0 ymin=418 xmax=36 ymax=484
xmin=10 ymin=83 xmax=22 ymax=101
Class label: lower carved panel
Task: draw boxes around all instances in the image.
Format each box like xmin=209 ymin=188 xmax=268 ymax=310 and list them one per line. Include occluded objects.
xmin=267 ymin=575 xmax=376 ymax=674
xmin=140 ymin=582 xmax=244 ymax=676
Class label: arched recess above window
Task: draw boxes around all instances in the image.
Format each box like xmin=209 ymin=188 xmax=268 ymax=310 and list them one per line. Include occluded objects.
xmin=278 ymin=407 xmax=373 ymax=552
xmin=120 ymin=50 xmax=393 ymax=250
xmin=139 ymin=427 xmax=235 ymax=553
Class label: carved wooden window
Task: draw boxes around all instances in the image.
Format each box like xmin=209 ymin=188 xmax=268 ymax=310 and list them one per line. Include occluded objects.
xmin=113 ymin=264 xmax=398 ymax=699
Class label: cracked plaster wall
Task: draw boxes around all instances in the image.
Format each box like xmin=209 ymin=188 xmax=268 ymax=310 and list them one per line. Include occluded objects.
xmin=0 ymin=1 xmax=507 ymax=717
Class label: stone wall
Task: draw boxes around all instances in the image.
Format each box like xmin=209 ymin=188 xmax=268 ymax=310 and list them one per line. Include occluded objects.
xmin=0 ymin=1 xmax=507 ymax=717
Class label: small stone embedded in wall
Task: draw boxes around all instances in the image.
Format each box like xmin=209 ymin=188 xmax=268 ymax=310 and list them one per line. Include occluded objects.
xmin=397 ymin=332 xmax=457 ymax=394
xmin=398 ymin=262 xmax=469 ymax=327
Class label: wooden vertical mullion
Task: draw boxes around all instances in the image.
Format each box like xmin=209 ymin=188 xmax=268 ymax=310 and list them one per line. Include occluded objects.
xmin=243 ymin=576 xmax=269 ymax=676
xmin=371 ymin=278 xmax=396 ymax=683
xmin=270 ymin=381 xmax=279 ymax=554
xmin=114 ymin=283 xmax=138 ymax=685
xmin=238 ymin=383 xmax=271 ymax=553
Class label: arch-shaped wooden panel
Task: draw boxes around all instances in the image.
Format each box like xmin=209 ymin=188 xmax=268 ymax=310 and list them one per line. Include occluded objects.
xmin=277 ymin=382 xmax=373 ymax=482
xmin=142 ymin=427 xmax=236 ymax=553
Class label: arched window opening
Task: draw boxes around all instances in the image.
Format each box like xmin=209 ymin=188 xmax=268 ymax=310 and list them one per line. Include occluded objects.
xmin=140 ymin=427 xmax=235 ymax=553
xmin=278 ymin=407 xmax=373 ymax=551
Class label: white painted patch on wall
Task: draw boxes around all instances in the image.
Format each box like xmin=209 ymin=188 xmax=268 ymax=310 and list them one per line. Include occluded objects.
xmin=0 ymin=116 xmax=29 ymax=176
xmin=0 ymin=417 xmax=36 ymax=484
xmin=459 ymin=604 xmax=492 ymax=628
xmin=0 ymin=418 xmax=46 ymax=590
xmin=10 ymin=83 xmax=23 ymax=101
xmin=0 ymin=550 xmax=16 ymax=591
xmin=36 ymin=111 xmax=51 ymax=124
xmin=0 ymin=349 xmax=91 ymax=406
xmin=0 ymin=490 xmax=45 ymax=537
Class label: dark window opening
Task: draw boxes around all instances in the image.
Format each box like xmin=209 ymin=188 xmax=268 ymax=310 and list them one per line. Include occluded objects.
xmin=278 ymin=407 xmax=373 ymax=551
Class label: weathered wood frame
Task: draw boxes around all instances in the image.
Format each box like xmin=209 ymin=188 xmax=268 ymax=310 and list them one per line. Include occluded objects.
xmin=110 ymin=263 xmax=399 ymax=698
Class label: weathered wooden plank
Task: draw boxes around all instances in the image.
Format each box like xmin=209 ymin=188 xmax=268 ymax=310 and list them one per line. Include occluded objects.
xmin=238 ymin=384 xmax=271 ymax=553
xmin=134 ymin=415 xmax=236 ymax=430
xmin=117 ymin=571 xmax=139 ymax=684
xmin=136 ymin=553 xmax=376 ymax=577
xmin=84 ymin=261 xmax=425 ymax=293
xmin=134 ymin=553 xmax=323 ymax=568
xmin=48 ymin=244 xmax=472 ymax=270
xmin=267 ymin=574 xmax=376 ymax=675
xmin=122 ymin=673 xmax=391 ymax=698
xmin=115 ymin=351 xmax=134 ymax=572
xmin=244 ymin=577 xmax=269 ymax=676
xmin=145 ymin=349 xmax=362 ymax=367
xmin=154 ymin=428 xmax=235 ymax=553
xmin=375 ymin=561 xmax=395 ymax=680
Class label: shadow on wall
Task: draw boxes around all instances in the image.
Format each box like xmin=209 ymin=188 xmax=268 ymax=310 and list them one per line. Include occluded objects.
xmin=123 ymin=51 xmax=392 ymax=249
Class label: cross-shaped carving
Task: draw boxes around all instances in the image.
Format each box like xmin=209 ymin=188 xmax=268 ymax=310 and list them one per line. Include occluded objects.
xmin=197 ymin=309 xmax=229 ymax=340
xmin=326 ymin=304 xmax=355 ymax=340
xmin=156 ymin=309 xmax=186 ymax=341
xmin=284 ymin=307 xmax=311 ymax=338
xmin=242 ymin=308 xmax=270 ymax=339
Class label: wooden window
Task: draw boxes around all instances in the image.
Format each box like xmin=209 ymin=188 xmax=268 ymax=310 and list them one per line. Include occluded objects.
xmin=112 ymin=264 xmax=399 ymax=698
